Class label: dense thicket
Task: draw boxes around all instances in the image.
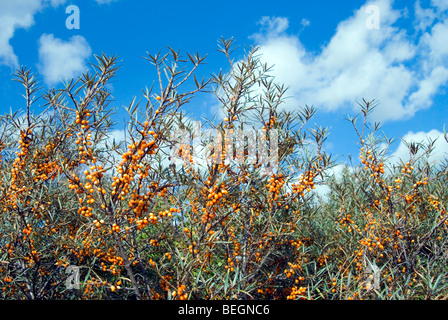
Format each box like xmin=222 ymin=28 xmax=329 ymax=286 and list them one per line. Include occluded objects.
xmin=1 ymin=39 xmax=447 ymax=300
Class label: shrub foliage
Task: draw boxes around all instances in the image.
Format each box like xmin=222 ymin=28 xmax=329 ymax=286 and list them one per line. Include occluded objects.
xmin=1 ymin=39 xmax=448 ymax=300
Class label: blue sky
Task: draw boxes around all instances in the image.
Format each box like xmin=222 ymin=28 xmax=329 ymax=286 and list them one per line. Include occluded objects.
xmin=1 ymin=0 xmax=447 ymax=168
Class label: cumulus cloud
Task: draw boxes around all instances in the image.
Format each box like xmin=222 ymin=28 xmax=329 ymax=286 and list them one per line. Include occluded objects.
xmin=311 ymin=163 xmax=348 ymax=201
xmin=0 ymin=0 xmax=43 ymax=68
xmin=414 ymin=1 xmax=437 ymax=32
xmin=250 ymin=0 xmax=448 ymax=122
xmin=0 ymin=0 xmax=67 ymax=68
xmin=431 ymin=0 xmax=448 ymax=12
xmin=389 ymin=129 xmax=448 ymax=165
xmin=93 ymin=0 xmax=119 ymax=4
xmin=37 ymin=34 xmax=91 ymax=86
xmin=48 ymin=0 xmax=66 ymax=6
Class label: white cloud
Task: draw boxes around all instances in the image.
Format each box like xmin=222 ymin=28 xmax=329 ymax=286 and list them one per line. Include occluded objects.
xmin=431 ymin=0 xmax=448 ymax=12
xmin=0 ymin=0 xmax=66 ymax=68
xmin=250 ymin=0 xmax=448 ymax=122
xmin=37 ymin=34 xmax=91 ymax=86
xmin=0 ymin=0 xmax=43 ymax=68
xmin=407 ymin=66 xmax=448 ymax=109
xmin=107 ymin=128 xmax=126 ymax=144
xmin=48 ymin=0 xmax=66 ymax=6
xmin=312 ymin=163 xmax=348 ymax=201
xmin=93 ymin=0 xmax=119 ymax=4
xmin=300 ymin=18 xmax=310 ymax=28
xmin=389 ymin=129 xmax=448 ymax=165
xmin=256 ymin=16 xmax=290 ymax=37
xmin=414 ymin=1 xmax=437 ymax=32
xmin=421 ymin=19 xmax=448 ymax=65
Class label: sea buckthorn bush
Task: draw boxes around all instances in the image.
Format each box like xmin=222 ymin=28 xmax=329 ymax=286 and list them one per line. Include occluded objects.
xmin=0 ymin=39 xmax=447 ymax=300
